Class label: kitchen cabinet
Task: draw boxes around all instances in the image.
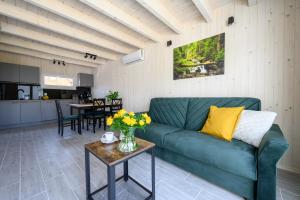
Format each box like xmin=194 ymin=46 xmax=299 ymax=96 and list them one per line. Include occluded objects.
xmin=19 ymin=66 xmax=40 ymax=84
xmin=60 ymin=99 xmax=76 ymax=116
xmin=20 ymin=101 xmax=42 ymax=123
xmin=0 ymin=101 xmax=20 ymax=126
xmin=41 ymin=100 xmax=57 ymax=121
xmin=77 ymin=73 xmax=94 ymax=87
xmin=0 ymin=63 xmax=40 ymax=84
xmin=0 ymin=63 xmax=20 ymax=83
xmin=0 ymin=99 xmax=76 ymax=129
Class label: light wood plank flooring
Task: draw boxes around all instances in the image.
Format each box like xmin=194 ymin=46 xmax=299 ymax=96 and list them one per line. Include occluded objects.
xmin=0 ymin=124 xmax=299 ymax=200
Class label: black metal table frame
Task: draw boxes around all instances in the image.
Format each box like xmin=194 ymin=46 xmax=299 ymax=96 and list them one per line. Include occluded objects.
xmin=85 ymin=148 xmax=155 ymax=200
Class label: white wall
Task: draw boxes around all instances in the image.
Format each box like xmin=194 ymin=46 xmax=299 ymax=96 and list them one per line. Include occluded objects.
xmin=0 ymin=51 xmax=94 ymax=90
xmin=94 ymin=0 xmax=300 ymax=173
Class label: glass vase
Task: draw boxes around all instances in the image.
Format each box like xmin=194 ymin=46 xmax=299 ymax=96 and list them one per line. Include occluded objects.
xmin=118 ymin=128 xmax=137 ymax=153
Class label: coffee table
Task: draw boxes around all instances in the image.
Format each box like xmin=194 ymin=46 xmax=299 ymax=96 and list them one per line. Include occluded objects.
xmin=84 ymin=137 xmax=156 ymax=200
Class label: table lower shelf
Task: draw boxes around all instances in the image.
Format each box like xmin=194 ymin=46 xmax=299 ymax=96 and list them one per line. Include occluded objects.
xmin=88 ymin=175 xmax=153 ymax=200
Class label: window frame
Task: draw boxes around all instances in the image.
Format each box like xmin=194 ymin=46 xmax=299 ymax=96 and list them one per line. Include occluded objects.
xmin=43 ymin=75 xmax=74 ymax=88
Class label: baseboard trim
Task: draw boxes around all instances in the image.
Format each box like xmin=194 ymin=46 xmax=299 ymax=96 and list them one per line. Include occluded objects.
xmin=277 ymin=164 xmax=300 ymax=175
xmin=0 ymin=120 xmax=56 ymax=131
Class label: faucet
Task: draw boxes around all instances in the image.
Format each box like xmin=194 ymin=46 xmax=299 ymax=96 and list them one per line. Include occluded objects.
xmin=17 ymin=89 xmax=25 ymax=100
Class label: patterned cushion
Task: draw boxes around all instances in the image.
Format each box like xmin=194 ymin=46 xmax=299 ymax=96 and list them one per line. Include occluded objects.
xmin=185 ymin=98 xmax=261 ymax=131
xmin=233 ymin=110 xmax=277 ymax=147
xmin=149 ymin=98 xmax=189 ymax=128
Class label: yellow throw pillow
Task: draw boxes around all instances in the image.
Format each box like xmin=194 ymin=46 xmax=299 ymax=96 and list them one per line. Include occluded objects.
xmin=201 ymin=106 xmax=244 ymax=141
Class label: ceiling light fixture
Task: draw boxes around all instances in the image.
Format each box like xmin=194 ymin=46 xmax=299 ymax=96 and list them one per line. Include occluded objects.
xmin=84 ymin=53 xmax=97 ymax=60
xmin=52 ymin=59 xmax=65 ymax=66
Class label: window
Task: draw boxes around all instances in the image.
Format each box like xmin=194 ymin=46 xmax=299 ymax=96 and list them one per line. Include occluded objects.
xmin=44 ymin=76 xmax=74 ymax=87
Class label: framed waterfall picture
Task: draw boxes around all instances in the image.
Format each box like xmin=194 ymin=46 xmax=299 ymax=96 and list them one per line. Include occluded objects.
xmin=173 ymin=33 xmax=225 ymax=80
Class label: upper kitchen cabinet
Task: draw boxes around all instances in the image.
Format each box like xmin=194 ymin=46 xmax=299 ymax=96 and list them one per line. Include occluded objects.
xmin=0 ymin=62 xmax=40 ymax=84
xmin=19 ymin=65 xmax=40 ymax=85
xmin=0 ymin=62 xmax=20 ymax=83
xmin=77 ymin=73 xmax=94 ymax=87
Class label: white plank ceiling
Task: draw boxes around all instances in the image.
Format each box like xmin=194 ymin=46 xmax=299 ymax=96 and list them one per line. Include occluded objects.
xmin=0 ymin=0 xmax=237 ymax=68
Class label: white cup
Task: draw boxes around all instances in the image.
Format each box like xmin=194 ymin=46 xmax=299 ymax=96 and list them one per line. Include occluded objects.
xmin=102 ymin=132 xmax=114 ymax=142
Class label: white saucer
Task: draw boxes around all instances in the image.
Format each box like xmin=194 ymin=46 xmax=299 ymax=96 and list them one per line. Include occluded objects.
xmin=100 ymin=136 xmax=118 ymax=144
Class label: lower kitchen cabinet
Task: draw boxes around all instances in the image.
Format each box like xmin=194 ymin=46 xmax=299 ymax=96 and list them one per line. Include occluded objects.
xmin=0 ymin=101 xmax=20 ymax=126
xmin=20 ymin=101 xmax=42 ymax=123
xmin=41 ymin=100 xmax=57 ymax=121
xmin=0 ymin=99 xmax=76 ymax=129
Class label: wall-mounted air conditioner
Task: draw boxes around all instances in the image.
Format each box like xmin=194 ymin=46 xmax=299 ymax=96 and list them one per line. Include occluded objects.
xmin=122 ymin=49 xmax=144 ymax=64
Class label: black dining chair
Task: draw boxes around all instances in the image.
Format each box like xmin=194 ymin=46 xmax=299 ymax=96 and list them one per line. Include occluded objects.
xmin=107 ymin=98 xmax=123 ymax=116
xmin=55 ymin=100 xmax=81 ymax=136
xmin=85 ymin=98 xmax=106 ymax=133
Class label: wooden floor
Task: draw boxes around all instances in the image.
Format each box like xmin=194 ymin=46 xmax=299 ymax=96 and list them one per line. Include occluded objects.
xmin=0 ymin=124 xmax=299 ymax=200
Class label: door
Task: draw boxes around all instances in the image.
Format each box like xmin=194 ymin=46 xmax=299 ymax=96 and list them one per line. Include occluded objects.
xmin=19 ymin=66 xmax=40 ymax=84
xmin=78 ymin=73 xmax=94 ymax=87
xmin=20 ymin=101 xmax=42 ymax=123
xmin=41 ymin=100 xmax=57 ymax=121
xmin=0 ymin=63 xmax=19 ymax=83
xmin=0 ymin=101 xmax=20 ymax=126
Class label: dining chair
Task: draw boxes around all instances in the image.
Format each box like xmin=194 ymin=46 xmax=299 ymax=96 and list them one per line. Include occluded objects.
xmin=85 ymin=98 xmax=106 ymax=133
xmin=55 ymin=100 xmax=81 ymax=136
xmin=107 ymin=98 xmax=123 ymax=116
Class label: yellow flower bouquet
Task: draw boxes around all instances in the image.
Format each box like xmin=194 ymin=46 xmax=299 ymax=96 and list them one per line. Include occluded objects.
xmin=106 ymin=109 xmax=151 ymax=152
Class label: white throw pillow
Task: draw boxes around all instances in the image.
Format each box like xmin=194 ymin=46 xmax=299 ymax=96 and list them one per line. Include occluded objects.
xmin=233 ymin=110 xmax=277 ymax=147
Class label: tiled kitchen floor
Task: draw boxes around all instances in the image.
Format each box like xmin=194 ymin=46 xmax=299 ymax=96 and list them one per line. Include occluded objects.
xmin=0 ymin=124 xmax=299 ymax=200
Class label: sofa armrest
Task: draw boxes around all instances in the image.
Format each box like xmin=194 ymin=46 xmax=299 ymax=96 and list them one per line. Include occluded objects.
xmin=257 ymin=124 xmax=288 ymax=200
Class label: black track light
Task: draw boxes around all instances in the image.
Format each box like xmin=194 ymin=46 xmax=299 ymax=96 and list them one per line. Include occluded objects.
xmin=52 ymin=59 xmax=65 ymax=66
xmin=84 ymin=53 xmax=97 ymax=60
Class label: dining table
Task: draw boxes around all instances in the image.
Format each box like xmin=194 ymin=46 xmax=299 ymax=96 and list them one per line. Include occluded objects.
xmin=69 ymin=103 xmax=113 ymax=133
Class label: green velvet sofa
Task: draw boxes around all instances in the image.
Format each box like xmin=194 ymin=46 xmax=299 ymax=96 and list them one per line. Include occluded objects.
xmin=135 ymin=97 xmax=288 ymax=200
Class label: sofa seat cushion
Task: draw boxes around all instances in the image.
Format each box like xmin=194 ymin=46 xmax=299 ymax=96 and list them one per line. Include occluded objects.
xmin=135 ymin=122 xmax=181 ymax=147
xmin=163 ymin=130 xmax=257 ymax=180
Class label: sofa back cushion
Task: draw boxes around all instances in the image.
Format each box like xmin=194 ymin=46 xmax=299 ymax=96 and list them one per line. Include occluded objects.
xmin=149 ymin=98 xmax=189 ymax=128
xmin=185 ymin=97 xmax=261 ymax=131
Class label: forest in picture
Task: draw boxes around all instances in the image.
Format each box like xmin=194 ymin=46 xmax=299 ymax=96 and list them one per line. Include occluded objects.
xmin=173 ymin=33 xmax=225 ymax=80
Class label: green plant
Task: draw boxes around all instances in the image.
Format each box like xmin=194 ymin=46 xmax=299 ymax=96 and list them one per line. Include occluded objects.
xmin=106 ymin=90 xmax=119 ymax=102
